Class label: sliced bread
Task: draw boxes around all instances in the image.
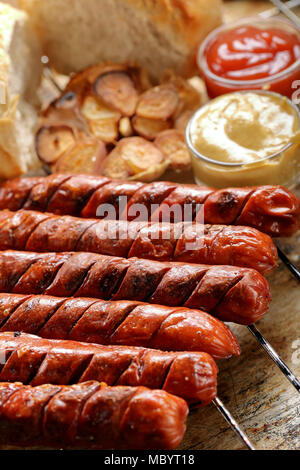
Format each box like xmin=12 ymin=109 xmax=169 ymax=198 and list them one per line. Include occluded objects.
xmin=0 ymin=2 xmax=42 ymax=179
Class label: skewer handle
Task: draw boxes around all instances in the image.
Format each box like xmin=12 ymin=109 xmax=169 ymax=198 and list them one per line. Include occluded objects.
xmin=213 ymin=397 xmax=256 ymax=450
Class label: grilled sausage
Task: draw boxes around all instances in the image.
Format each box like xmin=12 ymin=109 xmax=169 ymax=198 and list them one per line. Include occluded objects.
xmin=0 ymin=293 xmax=240 ymax=359
xmin=0 ymin=381 xmax=188 ymax=449
xmin=0 ymin=210 xmax=278 ymax=273
xmin=0 ymin=332 xmax=218 ymax=405
xmin=0 ymin=175 xmax=298 ymax=236
xmin=0 ymin=251 xmax=271 ymax=324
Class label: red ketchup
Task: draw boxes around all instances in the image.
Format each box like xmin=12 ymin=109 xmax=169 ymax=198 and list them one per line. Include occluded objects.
xmin=201 ymin=25 xmax=300 ymax=98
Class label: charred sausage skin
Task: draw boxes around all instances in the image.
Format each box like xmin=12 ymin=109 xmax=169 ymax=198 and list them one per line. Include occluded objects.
xmin=0 ymin=332 xmax=218 ymax=405
xmin=0 ymin=250 xmax=271 ymax=325
xmin=0 ymin=293 xmax=240 ymax=359
xmin=0 ymin=174 xmax=298 ymax=236
xmin=0 ymin=381 xmax=188 ymax=449
xmin=0 ymin=210 xmax=278 ymax=274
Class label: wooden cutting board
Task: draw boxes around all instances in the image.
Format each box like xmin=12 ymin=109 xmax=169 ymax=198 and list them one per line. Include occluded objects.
xmin=180 ymin=1 xmax=300 ymax=451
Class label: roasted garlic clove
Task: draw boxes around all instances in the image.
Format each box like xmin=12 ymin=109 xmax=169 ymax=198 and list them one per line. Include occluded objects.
xmin=161 ymin=73 xmax=206 ymax=116
xmin=81 ymin=96 xmax=121 ymax=121
xmin=136 ymin=85 xmax=179 ymax=121
xmin=94 ymin=71 xmax=139 ymax=116
xmin=35 ymin=125 xmax=76 ymax=164
xmin=174 ymin=110 xmax=194 ymax=133
xmin=116 ymin=137 xmax=165 ymax=173
xmin=154 ymin=129 xmax=191 ymax=171
xmin=100 ymin=147 xmax=133 ymax=180
xmin=43 ymin=99 xmax=86 ymax=132
xmin=119 ymin=117 xmax=134 ymax=137
xmin=55 ymin=91 xmax=78 ymax=109
xmin=129 ymin=160 xmax=170 ymax=182
xmin=101 ymin=136 xmax=167 ymax=181
xmin=132 ymin=116 xmax=171 ymax=140
xmin=54 ymin=138 xmax=107 ymax=174
xmin=82 ymin=96 xmax=120 ymax=143
xmin=89 ymin=120 xmax=119 ymax=143
xmin=66 ymin=64 xmax=115 ymax=95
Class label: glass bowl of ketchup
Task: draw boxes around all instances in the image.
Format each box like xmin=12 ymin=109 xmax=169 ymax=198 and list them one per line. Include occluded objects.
xmin=197 ymin=16 xmax=300 ymax=99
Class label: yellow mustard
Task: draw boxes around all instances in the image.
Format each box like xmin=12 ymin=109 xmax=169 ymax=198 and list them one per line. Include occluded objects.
xmin=187 ymin=91 xmax=300 ymax=188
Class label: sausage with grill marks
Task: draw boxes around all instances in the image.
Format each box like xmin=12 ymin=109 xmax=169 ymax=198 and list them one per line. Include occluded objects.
xmin=0 ymin=332 xmax=218 ymax=405
xmin=0 ymin=250 xmax=271 ymax=324
xmin=0 ymin=210 xmax=278 ymax=274
xmin=0 ymin=381 xmax=188 ymax=449
xmin=0 ymin=174 xmax=299 ymax=236
xmin=0 ymin=293 xmax=241 ymax=359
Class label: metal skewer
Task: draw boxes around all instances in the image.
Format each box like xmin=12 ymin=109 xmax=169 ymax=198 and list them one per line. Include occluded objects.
xmin=245 ymin=244 xmax=300 ymax=392
xmin=248 ymin=324 xmax=300 ymax=393
xmin=213 ymin=397 xmax=256 ymax=450
xmin=243 ymin=242 xmax=300 ymax=393
xmin=276 ymin=245 xmax=300 ymax=283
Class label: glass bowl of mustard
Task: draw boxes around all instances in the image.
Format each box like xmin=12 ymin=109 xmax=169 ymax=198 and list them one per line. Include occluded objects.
xmin=185 ymin=90 xmax=300 ymax=189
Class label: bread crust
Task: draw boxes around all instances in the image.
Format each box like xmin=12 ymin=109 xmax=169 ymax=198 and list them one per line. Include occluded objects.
xmin=127 ymin=0 xmax=222 ymax=47
xmin=20 ymin=0 xmax=222 ymax=80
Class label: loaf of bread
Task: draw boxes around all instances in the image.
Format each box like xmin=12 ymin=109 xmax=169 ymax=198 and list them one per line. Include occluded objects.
xmin=0 ymin=2 xmax=42 ymax=179
xmin=20 ymin=0 xmax=223 ymax=81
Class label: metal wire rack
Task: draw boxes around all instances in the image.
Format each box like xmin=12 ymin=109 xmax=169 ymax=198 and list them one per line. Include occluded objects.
xmin=39 ymin=0 xmax=300 ymax=451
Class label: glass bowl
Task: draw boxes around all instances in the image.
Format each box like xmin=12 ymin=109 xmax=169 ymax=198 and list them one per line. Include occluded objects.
xmin=185 ymin=90 xmax=300 ymax=189
xmin=197 ymin=16 xmax=300 ymax=99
